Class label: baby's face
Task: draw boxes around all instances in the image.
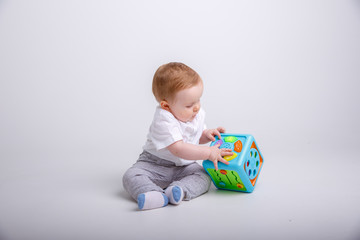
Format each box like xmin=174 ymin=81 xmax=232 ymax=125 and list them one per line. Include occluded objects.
xmin=168 ymin=82 xmax=203 ymax=123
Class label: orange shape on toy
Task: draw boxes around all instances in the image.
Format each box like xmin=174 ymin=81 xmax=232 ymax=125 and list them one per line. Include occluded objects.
xmin=234 ymin=140 xmax=242 ymax=152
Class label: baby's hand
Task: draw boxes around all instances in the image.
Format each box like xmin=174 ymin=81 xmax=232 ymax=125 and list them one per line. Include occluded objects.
xmin=208 ymin=143 xmax=233 ymax=171
xmin=203 ymin=127 xmax=226 ymax=142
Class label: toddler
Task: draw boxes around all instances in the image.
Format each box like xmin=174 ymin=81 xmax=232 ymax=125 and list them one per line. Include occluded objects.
xmin=122 ymin=62 xmax=232 ymax=210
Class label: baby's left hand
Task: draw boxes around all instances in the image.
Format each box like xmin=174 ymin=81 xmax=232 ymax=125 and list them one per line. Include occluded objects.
xmin=203 ymin=127 xmax=226 ymax=142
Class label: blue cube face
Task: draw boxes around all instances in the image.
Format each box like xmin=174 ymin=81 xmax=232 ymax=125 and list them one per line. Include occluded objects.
xmin=202 ymin=134 xmax=264 ymax=193
xmin=245 ymin=148 xmax=261 ymax=180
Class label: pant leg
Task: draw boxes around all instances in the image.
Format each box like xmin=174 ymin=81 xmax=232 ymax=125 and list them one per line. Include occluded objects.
xmin=170 ymin=162 xmax=211 ymax=201
xmin=122 ymin=152 xmax=174 ymax=201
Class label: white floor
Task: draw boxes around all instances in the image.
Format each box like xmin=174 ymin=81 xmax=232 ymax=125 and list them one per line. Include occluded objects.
xmin=1 ymin=151 xmax=359 ymax=240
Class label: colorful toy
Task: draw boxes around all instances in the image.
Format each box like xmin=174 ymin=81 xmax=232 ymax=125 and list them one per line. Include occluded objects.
xmin=202 ymin=134 xmax=264 ymax=193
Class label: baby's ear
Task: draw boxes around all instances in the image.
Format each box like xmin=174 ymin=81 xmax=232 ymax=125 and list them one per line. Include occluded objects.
xmin=160 ymin=100 xmax=170 ymax=111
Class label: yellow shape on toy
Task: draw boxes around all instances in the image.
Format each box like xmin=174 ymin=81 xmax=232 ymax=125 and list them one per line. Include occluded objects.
xmin=224 ymin=152 xmax=237 ymax=161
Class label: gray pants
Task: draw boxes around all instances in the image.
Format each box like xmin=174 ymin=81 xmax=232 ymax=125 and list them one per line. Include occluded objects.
xmin=123 ymin=151 xmax=211 ymax=201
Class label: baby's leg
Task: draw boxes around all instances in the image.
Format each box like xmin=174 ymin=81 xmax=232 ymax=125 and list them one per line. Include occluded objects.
xmin=122 ymin=153 xmax=173 ymax=210
xmin=170 ymin=163 xmax=211 ymax=201
xmin=123 ymin=165 xmax=169 ymax=210
xmin=123 ymin=164 xmax=164 ymax=200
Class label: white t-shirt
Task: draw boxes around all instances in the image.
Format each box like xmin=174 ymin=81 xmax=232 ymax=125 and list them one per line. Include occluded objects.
xmin=143 ymin=106 xmax=206 ymax=166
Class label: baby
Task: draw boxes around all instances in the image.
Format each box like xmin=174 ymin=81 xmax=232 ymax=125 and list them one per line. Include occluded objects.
xmin=123 ymin=62 xmax=233 ymax=210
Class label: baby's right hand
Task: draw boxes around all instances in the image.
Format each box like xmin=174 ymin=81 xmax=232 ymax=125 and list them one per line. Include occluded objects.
xmin=208 ymin=144 xmax=233 ymax=171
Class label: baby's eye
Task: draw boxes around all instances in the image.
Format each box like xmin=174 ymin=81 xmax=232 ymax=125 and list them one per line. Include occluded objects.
xmin=186 ymin=105 xmax=193 ymax=108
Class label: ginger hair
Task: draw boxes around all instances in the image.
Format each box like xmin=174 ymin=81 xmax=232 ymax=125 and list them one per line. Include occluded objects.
xmin=152 ymin=62 xmax=201 ymax=102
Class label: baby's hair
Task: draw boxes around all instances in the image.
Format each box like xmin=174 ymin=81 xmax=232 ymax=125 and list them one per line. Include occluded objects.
xmin=152 ymin=62 xmax=201 ymax=102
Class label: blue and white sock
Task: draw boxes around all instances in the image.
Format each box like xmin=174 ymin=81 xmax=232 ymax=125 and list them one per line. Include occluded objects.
xmin=137 ymin=191 xmax=169 ymax=210
xmin=165 ymin=186 xmax=184 ymax=205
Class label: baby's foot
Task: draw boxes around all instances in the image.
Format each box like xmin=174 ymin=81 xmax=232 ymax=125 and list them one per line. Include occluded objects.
xmin=165 ymin=186 xmax=184 ymax=205
xmin=137 ymin=191 xmax=168 ymax=210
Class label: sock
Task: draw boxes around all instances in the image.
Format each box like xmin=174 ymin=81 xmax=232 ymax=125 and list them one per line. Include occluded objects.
xmin=165 ymin=186 xmax=184 ymax=205
xmin=137 ymin=191 xmax=168 ymax=210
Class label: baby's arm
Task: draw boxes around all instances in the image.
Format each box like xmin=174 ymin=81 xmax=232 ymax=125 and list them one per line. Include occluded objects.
xmin=199 ymin=126 xmax=226 ymax=144
xmin=167 ymin=140 xmax=232 ymax=171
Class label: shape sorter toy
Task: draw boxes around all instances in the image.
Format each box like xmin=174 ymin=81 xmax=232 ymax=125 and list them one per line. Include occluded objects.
xmin=202 ymin=134 xmax=264 ymax=193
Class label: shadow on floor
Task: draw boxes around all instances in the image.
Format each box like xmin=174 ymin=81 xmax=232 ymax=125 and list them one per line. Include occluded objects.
xmin=116 ymin=189 xmax=134 ymax=202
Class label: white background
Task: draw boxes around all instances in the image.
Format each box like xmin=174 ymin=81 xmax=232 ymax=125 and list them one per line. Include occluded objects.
xmin=1 ymin=1 xmax=360 ymax=240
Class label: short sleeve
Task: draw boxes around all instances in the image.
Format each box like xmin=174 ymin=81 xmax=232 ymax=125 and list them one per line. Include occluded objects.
xmin=148 ymin=109 xmax=183 ymax=150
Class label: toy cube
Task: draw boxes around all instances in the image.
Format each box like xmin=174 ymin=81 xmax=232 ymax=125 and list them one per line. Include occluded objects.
xmin=202 ymin=134 xmax=264 ymax=193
